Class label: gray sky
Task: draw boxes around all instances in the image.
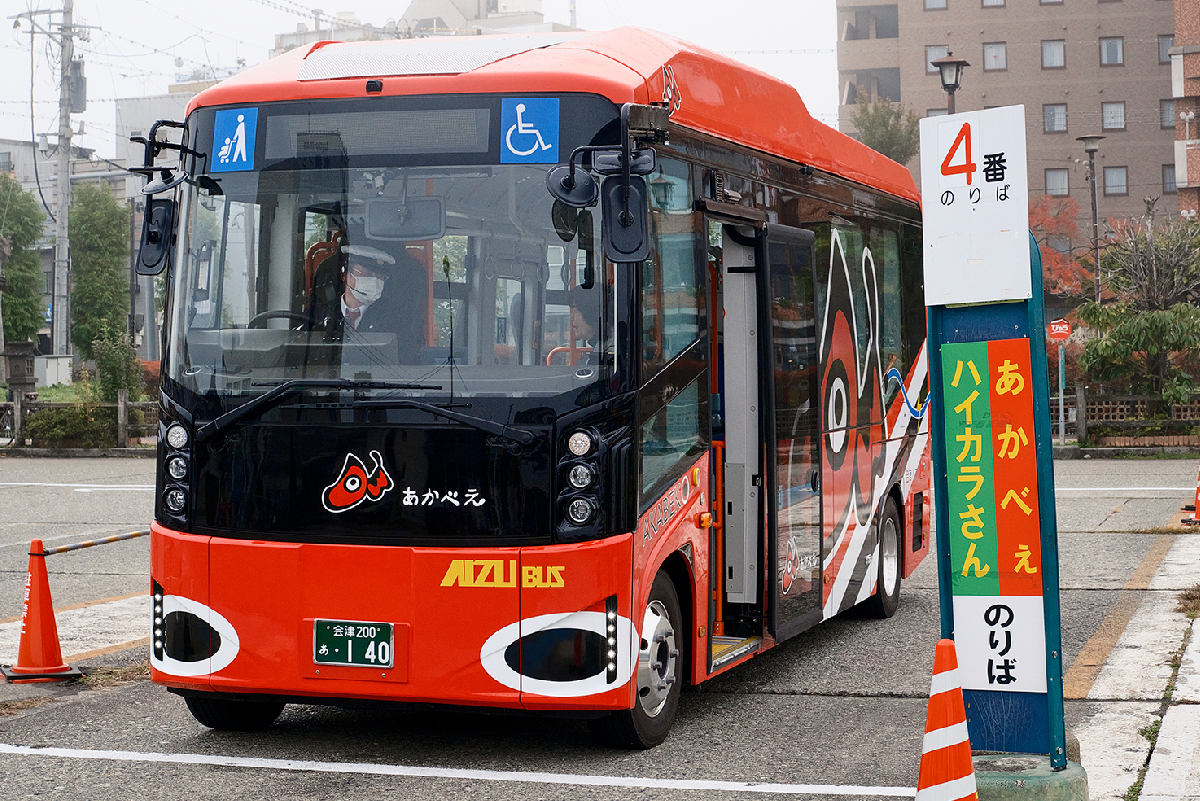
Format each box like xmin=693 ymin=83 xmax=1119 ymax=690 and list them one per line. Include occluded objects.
xmin=1 ymin=0 xmax=836 ymax=160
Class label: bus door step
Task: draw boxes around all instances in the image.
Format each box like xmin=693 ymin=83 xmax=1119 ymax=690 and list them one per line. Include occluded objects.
xmin=710 ymin=635 xmax=761 ymax=668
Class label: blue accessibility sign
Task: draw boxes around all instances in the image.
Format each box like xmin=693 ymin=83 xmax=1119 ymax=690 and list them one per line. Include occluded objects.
xmin=500 ymin=98 xmax=559 ymax=164
xmin=212 ymin=108 xmax=258 ymax=173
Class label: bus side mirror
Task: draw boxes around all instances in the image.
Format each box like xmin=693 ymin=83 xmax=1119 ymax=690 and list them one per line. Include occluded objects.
xmin=601 ymin=176 xmax=650 ymax=263
xmin=137 ymin=197 xmax=176 ymax=275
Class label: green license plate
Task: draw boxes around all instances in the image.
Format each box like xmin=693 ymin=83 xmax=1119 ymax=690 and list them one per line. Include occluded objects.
xmin=313 ymin=619 xmax=394 ymax=667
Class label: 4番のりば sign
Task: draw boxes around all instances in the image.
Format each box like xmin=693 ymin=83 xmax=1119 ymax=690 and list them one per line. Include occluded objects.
xmin=941 ymin=338 xmax=1046 ymax=694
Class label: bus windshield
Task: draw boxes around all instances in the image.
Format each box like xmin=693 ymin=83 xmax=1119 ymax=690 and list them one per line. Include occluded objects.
xmin=167 ymin=163 xmax=611 ymax=401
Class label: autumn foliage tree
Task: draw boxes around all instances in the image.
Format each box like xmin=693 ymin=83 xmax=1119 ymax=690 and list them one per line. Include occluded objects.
xmin=1028 ymin=195 xmax=1091 ymax=297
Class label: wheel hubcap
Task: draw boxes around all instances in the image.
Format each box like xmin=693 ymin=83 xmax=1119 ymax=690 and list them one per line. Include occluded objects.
xmin=881 ymin=515 xmax=899 ymax=595
xmin=636 ymin=599 xmax=677 ymax=718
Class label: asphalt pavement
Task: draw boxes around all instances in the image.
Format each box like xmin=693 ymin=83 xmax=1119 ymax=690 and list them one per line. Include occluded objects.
xmin=0 ymin=455 xmax=1196 ymax=800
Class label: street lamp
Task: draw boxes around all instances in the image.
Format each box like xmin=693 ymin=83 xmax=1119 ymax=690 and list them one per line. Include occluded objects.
xmin=931 ymin=52 xmax=971 ymax=115
xmin=1077 ymin=134 xmax=1105 ymax=303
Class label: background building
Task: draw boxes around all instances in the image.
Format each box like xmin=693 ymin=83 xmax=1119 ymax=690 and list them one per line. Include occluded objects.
xmin=837 ymin=0 xmax=1178 ymax=237
xmin=1172 ymin=0 xmax=1199 ymax=217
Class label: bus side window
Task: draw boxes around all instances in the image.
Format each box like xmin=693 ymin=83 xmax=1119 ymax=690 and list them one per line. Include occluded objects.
xmin=640 ymin=378 xmax=709 ymax=502
xmin=869 ymin=225 xmax=903 ymax=408
xmin=641 ymin=159 xmax=701 ymax=378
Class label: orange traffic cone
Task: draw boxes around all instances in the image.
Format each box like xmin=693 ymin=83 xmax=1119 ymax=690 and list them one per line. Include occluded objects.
xmin=1183 ymin=457 xmax=1200 ymax=525
xmin=0 ymin=539 xmax=83 ymax=683
xmin=915 ymin=639 xmax=978 ymax=801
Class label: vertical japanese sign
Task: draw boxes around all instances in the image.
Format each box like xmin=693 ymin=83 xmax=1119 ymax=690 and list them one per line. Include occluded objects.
xmin=941 ymin=338 xmax=1046 ymax=694
xmin=920 ymin=106 xmax=1030 ymax=305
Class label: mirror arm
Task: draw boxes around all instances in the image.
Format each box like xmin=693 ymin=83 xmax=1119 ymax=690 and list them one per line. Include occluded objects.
xmin=561 ymin=145 xmax=615 ymax=190
xmin=618 ymin=105 xmax=635 ymax=228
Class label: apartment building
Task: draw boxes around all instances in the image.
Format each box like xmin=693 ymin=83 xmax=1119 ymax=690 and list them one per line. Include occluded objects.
xmin=1172 ymin=0 xmax=1199 ymax=216
xmin=837 ymin=0 xmax=1178 ymax=231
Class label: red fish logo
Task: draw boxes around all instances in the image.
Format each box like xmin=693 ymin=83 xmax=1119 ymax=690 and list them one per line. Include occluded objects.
xmin=322 ymin=450 xmax=393 ymax=513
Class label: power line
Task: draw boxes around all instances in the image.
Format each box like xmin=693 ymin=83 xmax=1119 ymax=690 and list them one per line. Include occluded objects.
xmin=26 ymin=26 xmax=55 ymax=223
xmin=126 ymin=0 xmax=266 ymax=56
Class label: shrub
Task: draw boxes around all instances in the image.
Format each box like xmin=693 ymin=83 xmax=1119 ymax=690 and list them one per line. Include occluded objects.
xmin=23 ymin=405 xmax=116 ymax=448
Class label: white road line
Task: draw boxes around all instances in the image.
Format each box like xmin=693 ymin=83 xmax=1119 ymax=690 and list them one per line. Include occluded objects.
xmin=0 ymin=744 xmax=917 ymax=796
xmin=0 ymin=483 xmax=154 ymax=492
xmin=1053 ymin=487 xmax=1193 ymax=493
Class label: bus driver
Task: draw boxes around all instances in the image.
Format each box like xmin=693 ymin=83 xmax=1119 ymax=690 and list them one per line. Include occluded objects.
xmin=309 ymin=244 xmax=428 ymax=355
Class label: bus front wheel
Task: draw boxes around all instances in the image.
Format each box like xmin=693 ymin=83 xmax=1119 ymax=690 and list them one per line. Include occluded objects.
xmin=184 ymin=695 xmax=285 ymax=731
xmin=865 ymin=497 xmax=902 ymax=619
xmin=592 ymin=571 xmax=683 ymax=749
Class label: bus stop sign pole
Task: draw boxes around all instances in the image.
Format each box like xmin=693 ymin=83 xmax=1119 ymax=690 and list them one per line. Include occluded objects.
xmin=920 ymin=106 xmax=1068 ymax=770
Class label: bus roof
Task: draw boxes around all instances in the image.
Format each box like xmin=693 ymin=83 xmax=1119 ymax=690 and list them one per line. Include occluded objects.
xmin=187 ymin=28 xmax=919 ymax=206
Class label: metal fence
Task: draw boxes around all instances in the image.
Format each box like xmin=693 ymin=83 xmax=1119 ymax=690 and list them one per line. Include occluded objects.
xmin=1 ymin=389 xmax=157 ymax=448
xmin=1074 ymin=387 xmax=1200 ymax=446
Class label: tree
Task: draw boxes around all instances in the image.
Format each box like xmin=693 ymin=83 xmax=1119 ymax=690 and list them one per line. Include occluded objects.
xmin=70 ymin=183 xmax=130 ymax=360
xmin=92 ymin=316 xmax=141 ymax=402
xmin=1077 ymin=204 xmax=1200 ymax=402
xmin=1028 ymin=195 xmax=1091 ymax=297
xmin=850 ymin=97 xmax=921 ymax=165
xmin=0 ymin=172 xmax=48 ymax=346
xmin=1100 ymin=203 xmax=1200 ymax=310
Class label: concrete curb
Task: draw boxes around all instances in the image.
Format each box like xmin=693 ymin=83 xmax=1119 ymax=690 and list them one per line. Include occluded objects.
xmin=974 ymin=755 xmax=1088 ymax=801
xmin=1052 ymin=444 xmax=1200 ymax=460
xmin=0 ymin=447 xmax=155 ymax=458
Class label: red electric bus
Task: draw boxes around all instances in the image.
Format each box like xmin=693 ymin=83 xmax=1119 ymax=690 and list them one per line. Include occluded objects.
xmin=137 ymin=28 xmax=931 ymax=748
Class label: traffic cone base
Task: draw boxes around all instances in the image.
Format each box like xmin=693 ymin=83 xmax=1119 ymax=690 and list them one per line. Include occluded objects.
xmin=0 ymin=539 xmax=82 ymax=684
xmin=1184 ymin=458 xmax=1200 ymax=524
xmin=916 ymin=639 xmax=978 ymax=801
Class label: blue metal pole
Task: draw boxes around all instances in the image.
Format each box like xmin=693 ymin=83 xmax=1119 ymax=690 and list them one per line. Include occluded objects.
xmin=927 ymin=308 xmax=955 ymax=641
xmin=1025 ymin=233 xmax=1068 ymax=770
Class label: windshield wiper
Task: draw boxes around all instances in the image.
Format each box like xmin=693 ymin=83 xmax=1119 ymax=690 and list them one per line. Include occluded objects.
xmin=355 ymin=398 xmax=536 ymax=445
xmin=195 ymin=379 xmax=438 ymax=444
xmin=194 ymin=379 xmax=535 ymax=446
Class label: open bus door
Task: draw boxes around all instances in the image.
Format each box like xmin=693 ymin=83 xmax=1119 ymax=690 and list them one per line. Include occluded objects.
xmin=760 ymin=224 xmax=822 ymax=641
xmin=709 ymin=218 xmax=820 ymax=667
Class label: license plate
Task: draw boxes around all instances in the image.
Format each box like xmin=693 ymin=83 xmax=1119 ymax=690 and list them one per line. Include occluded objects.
xmin=313 ymin=619 xmax=394 ymax=668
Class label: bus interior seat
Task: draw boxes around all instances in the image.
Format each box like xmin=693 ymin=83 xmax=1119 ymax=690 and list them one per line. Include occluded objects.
xmin=305 ymin=230 xmax=345 ymax=295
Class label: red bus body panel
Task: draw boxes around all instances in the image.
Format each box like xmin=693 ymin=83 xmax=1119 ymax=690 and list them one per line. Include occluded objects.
xmin=151 ymin=525 xmax=635 ymax=709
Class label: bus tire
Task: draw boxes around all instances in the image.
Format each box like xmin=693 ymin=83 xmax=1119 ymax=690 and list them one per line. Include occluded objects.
xmin=592 ymin=571 xmax=683 ymax=749
xmin=865 ymin=497 xmax=902 ymax=619
xmin=184 ymin=695 xmax=285 ymax=731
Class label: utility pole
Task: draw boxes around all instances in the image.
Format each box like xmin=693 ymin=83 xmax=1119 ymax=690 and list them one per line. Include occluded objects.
xmin=53 ymin=0 xmax=74 ymax=357
xmin=10 ymin=1 xmax=86 ymax=356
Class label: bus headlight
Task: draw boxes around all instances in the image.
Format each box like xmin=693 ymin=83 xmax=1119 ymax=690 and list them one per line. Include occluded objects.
xmin=567 ymin=431 xmax=593 ymax=457
xmin=166 ymin=423 xmax=189 ymax=450
xmin=166 ymin=455 xmax=189 ymax=480
xmin=566 ymin=498 xmax=595 ymax=525
xmin=567 ymin=463 xmax=595 ymax=489
xmin=164 ymin=488 xmax=188 ymax=514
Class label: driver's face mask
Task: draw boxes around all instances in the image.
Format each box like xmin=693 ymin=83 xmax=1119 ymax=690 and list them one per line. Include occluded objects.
xmin=349 ymin=274 xmax=385 ymax=305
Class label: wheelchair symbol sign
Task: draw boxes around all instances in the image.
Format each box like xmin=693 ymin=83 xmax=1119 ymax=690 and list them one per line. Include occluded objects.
xmin=501 ymin=98 xmax=559 ymax=163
